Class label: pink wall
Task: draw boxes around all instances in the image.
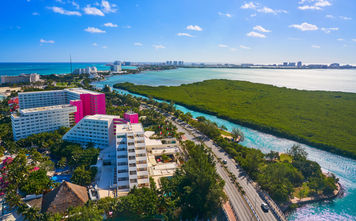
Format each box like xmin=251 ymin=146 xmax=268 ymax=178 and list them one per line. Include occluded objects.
xmin=70 ymin=100 xmax=83 ymax=123
xmin=79 ymin=93 xmax=106 ymax=117
xmin=124 ymin=112 xmax=139 ymax=123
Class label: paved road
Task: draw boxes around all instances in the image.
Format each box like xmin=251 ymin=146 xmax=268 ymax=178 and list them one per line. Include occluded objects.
xmin=174 ymin=120 xmax=256 ymax=221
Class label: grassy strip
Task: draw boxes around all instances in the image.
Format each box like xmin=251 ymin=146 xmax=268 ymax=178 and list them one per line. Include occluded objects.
xmin=114 ymin=79 xmax=356 ymax=159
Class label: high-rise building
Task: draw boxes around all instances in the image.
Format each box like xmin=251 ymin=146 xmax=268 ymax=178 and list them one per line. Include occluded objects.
xmin=288 ymin=62 xmax=296 ymax=67
xmin=115 ymin=115 xmax=149 ymax=192
xmin=297 ymin=61 xmax=302 ymax=68
xmin=1 ymin=73 xmax=40 ymax=85
xmin=12 ymin=88 xmax=106 ymax=140
xmin=11 ymin=104 xmax=77 ymax=140
xmin=63 ymin=112 xmax=149 ymax=192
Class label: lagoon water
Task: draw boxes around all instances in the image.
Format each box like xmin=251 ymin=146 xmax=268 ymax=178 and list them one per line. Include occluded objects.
xmin=94 ymin=68 xmax=356 ymax=221
xmin=100 ymin=68 xmax=356 ymax=93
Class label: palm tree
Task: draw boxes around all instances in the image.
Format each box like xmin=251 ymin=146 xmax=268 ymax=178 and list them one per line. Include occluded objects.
xmin=231 ymin=128 xmax=244 ymax=143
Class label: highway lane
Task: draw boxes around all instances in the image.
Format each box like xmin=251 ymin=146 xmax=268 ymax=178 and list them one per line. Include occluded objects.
xmin=174 ymin=119 xmax=256 ymax=221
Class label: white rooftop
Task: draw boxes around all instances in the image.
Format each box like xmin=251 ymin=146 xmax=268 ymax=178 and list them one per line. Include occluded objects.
xmin=116 ymin=122 xmax=144 ymax=133
xmin=144 ymin=131 xmax=162 ymax=146
xmin=18 ymin=88 xmax=102 ymax=96
xmin=85 ymin=114 xmax=120 ymax=121
xmin=19 ymin=104 xmax=75 ymax=114
xmin=64 ymin=88 xmax=102 ymax=95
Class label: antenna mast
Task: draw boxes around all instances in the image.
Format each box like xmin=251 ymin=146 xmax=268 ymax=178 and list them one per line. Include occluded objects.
xmin=70 ymin=54 xmax=73 ymax=74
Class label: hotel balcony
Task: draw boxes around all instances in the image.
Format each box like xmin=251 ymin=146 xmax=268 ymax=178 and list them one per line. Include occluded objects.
xmin=136 ymin=156 xmax=147 ymax=162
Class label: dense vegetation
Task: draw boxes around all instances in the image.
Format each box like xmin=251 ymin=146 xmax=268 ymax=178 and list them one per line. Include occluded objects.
xmin=165 ymin=109 xmax=339 ymax=205
xmin=115 ymin=79 xmax=356 ymax=159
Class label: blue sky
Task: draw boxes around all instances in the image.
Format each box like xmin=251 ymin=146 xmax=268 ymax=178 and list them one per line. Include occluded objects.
xmin=0 ymin=0 xmax=355 ymax=64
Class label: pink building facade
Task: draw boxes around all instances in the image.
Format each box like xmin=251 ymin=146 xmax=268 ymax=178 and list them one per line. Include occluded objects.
xmin=124 ymin=112 xmax=139 ymax=123
xmin=80 ymin=93 xmax=106 ymax=117
xmin=68 ymin=93 xmax=106 ymax=123
xmin=69 ymin=100 xmax=84 ymax=123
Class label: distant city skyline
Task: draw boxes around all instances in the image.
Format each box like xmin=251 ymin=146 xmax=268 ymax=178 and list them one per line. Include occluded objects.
xmin=1 ymin=0 xmax=356 ymax=64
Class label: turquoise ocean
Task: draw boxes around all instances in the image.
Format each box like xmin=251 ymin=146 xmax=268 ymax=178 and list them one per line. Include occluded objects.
xmin=1 ymin=63 xmax=356 ymax=220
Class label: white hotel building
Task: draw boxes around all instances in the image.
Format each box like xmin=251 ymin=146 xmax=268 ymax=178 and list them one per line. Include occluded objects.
xmin=11 ymin=104 xmax=76 ymax=140
xmin=62 ymin=113 xmax=150 ymax=192
xmin=63 ymin=114 xmax=117 ymax=148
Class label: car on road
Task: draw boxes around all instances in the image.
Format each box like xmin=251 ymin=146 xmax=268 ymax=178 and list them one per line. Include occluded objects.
xmin=261 ymin=203 xmax=269 ymax=213
xmin=222 ymin=160 xmax=228 ymax=164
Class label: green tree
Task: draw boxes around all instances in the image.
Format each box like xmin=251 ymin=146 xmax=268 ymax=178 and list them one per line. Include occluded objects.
xmin=67 ymin=202 xmax=103 ymax=221
xmin=162 ymin=142 xmax=227 ymax=220
xmin=71 ymin=166 xmax=92 ymax=186
xmin=288 ymin=144 xmax=308 ymax=161
xmin=116 ymin=187 xmax=160 ymax=219
xmin=57 ymin=157 xmax=67 ymax=168
xmin=20 ymin=169 xmax=53 ymax=195
xmin=231 ymin=128 xmax=244 ymax=142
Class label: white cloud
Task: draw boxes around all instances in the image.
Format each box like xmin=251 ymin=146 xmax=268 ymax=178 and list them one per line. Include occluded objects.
xmin=257 ymin=7 xmax=287 ymax=14
xmin=340 ymin=16 xmax=352 ymax=20
xmin=312 ymin=45 xmax=320 ymax=48
xmin=289 ymin=22 xmax=318 ymax=31
xmin=325 ymin=14 xmax=334 ymax=19
xmin=321 ymin=27 xmax=339 ymax=34
xmin=246 ymin=31 xmax=266 ymax=38
xmin=337 ymin=38 xmax=344 ymax=41
xmin=218 ymin=12 xmax=232 ymax=18
xmin=48 ymin=6 xmax=81 ymax=16
xmin=104 ymin=22 xmax=118 ymax=27
xmin=253 ymin=25 xmax=271 ymax=33
xmin=218 ymin=44 xmax=229 ymax=48
xmin=240 ymin=45 xmax=251 ymax=50
xmin=84 ymin=27 xmax=106 ymax=33
xmin=134 ymin=42 xmax=143 ymax=46
xmin=241 ymin=2 xmax=287 ymax=15
xmin=84 ymin=5 xmax=105 ymax=16
xmin=186 ymin=25 xmax=203 ymax=31
xmin=241 ymin=2 xmax=257 ymax=9
xmin=315 ymin=0 xmax=331 ymax=7
xmin=102 ymin=46 xmax=107 ymax=49
xmin=298 ymin=5 xmax=321 ymax=10
xmin=177 ymin=33 xmax=193 ymax=37
xmin=72 ymin=1 xmax=80 ymax=9
xmin=153 ymin=44 xmax=165 ymax=49
xmin=298 ymin=0 xmax=331 ymax=10
xmin=93 ymin=42 xmax=98 ymax=46
xmin=40 ymin=39 xmax=55 ymax=44
xmin=101 ymin=0 xmax=117 ymax=13
xmin=32 ymin=12 xmax=39 ymax=16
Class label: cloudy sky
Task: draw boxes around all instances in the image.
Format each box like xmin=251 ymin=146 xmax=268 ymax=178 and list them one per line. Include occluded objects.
xmin=0 ymin=0 xmax=355 ymax=64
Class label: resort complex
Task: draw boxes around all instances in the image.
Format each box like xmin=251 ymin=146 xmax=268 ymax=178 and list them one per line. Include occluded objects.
xmin=11 ymin=88 xmax=106 ymax=140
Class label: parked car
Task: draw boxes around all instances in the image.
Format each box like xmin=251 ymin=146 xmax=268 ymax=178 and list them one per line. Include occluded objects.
xmin=261 ymin=203 xmax=269 ymax=213
xmin=222 ymin=160 xmax=228 ymax=164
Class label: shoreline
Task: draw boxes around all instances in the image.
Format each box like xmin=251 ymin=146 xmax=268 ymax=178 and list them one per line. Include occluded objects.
xmin=113 ymin=84 xmax=356 ymax=161
xmin=284 ymin=182 xmax=343 ymax=215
